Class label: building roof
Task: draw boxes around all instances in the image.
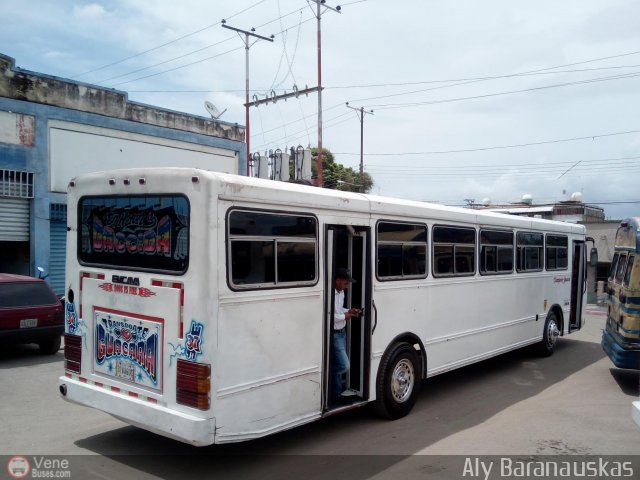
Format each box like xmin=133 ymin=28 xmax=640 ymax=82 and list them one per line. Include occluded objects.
xmin=0 ymin=53 xmax=244 ymax=142
xmin=488 ymin=206 xmax=554 ymax=215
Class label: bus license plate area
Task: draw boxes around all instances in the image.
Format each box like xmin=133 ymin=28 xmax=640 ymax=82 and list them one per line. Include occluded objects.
xmin=93 ymin=308 xmax=164 ymax=392
xmin=114 ymin=359 xmax=136 ymax=382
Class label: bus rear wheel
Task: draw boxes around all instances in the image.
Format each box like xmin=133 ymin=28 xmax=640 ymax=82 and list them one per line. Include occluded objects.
xmin=537 ymin=311 xmax=560 ymax=357
xmin=375 ymin=342 xmax=421 ymax=419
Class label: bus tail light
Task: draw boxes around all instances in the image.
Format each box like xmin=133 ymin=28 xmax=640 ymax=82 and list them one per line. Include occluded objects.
xmin=176 ymin=359 xmax=211 ymax=410
xmin=64 ymin=334 xmax=82 ymax=373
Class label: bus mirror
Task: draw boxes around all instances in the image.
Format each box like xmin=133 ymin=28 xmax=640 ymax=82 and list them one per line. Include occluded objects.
xmin=590 ymin=248 xmax=598 ymax=267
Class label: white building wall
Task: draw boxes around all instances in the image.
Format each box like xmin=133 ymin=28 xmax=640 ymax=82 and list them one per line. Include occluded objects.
xmin=49 ymin=121 xmax=239 ymax=193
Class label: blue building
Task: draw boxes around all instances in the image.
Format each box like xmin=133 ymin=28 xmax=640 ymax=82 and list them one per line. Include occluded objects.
xmin=0 ymin=53 xmax=246 ymax=294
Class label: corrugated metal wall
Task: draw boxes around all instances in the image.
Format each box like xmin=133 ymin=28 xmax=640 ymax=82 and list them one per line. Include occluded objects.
xmin=49 ymin=204 xmax=67 ymax=296
xmin=0 ymin=197 xmax=30 ymax=241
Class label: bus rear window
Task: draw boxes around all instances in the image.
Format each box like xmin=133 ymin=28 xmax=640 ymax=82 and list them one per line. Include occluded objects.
xmin=78 ymin=195 xmax=189 ymax=274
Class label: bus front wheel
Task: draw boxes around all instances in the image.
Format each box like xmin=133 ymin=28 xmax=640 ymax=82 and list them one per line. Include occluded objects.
xmin=375 ymin=342 xmax=421 ymax=419
xmin=537 ymin=311 xmax=560 ymax=357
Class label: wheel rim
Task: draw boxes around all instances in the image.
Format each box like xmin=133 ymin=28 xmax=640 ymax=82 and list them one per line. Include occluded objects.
xmin=546 ymin=318 xmax=559 ymax=350
xmin=391 ymin=358 xmax=415 ymax=403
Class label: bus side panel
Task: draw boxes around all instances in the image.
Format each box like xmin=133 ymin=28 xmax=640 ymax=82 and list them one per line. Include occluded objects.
xmin=214 ymin=292 xmax=323 ymax=441
xmin=372 ymin=271 xmax=571 ymax=379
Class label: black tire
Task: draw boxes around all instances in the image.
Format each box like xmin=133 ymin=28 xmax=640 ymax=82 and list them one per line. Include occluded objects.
xmin=39 ymin=335 xmax=62 ymax=355
xmin=536 ymin=311 xmax=560 ymax=357
xmin=374 ymin=342 xmax=421 ymax=419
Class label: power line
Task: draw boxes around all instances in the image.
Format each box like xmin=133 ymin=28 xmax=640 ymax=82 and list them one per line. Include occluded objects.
xmin=268 ymin=0 xmax=303 ymax=90
xmin=107 ymin=13 xmax=316 ymax=87
xmin=341 ymin=47 xmax=640 ymax=101
xmin=124 ymin=62 xmax=640 ymax=93
xmin=366 ymin=162 xmax=640 ymax=175
xmin=124 ymin=63 xmax=640 ymax=142
xmin=84 ymin=4 xmax=312 ymax=87
xmin=365 ymin=155 xmax=640 ymax=170
xmin=95 ymin=37 xmax=236 ymax=84
xmin=252 ymin=102 xmax=343 ymax=137
xmin=367 ymin=70 xmax=640 ymax=110
xmin=334 ymin=128 xmax=640 ymax=156
xmin=70 ymin=0 xmax=270 ymax=79
xmin=589 ymin=200 xmax=640 ymax=205
xmin=328 ymin=64 xmax=640 ymax=90
xmin=346 ymin=64 xmax=640 ymax=104
xmin=252 ymin=110 xmax=352 ymax=150
xmin=108 ymin=46 xmax=246 ymax=87
xmin=249 ymin=68 xmax=640 ymax=151
xmin=367 ymin=167 xmax=640 ymax=179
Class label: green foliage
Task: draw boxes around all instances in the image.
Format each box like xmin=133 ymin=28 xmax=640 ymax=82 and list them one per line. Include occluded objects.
xmin=310 ymin=147 xmax=374 ymax=193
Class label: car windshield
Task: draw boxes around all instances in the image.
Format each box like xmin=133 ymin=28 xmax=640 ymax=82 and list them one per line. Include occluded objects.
xmin=0 ymin=282 xmax=58 ymax=308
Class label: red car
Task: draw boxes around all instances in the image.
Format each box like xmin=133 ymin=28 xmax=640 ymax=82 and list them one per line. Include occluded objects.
xmin=0 ymin=273 xmax=64 ymax=354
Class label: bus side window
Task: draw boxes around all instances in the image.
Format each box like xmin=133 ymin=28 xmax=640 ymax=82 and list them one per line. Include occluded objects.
xmin=623 ymin=255 xmax=635 ymax=287
xmin=432 ymin=226 xmax=476 ymax=277
xmin=615 ymin=254 xmax=628 ymax=284
xmin=228 ymin=210 xmax=317 ymax=289
xmin=479 ymin=230 xmax=513 ymax=275
xmin=377 ymin=221 xmax=428 ymax=280
xmin=545 ymin=234 xmax=568 ymax=271
xmin=516 ymin=232 xmax=543 ymax=273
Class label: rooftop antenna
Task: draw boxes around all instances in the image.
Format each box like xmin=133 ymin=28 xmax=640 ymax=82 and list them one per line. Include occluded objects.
xmin=204 ymin=101 xmax=227 ymax=119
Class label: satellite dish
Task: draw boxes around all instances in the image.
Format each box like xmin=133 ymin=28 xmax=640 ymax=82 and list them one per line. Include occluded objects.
xmin=204 ymin=101 xmax=227 ymax=119
xmin=570 ymin=191 xmax=583 ymax=203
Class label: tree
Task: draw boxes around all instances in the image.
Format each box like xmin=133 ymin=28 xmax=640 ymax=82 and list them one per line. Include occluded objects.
xmin=310 ymin=147 xmax=374 ymax=193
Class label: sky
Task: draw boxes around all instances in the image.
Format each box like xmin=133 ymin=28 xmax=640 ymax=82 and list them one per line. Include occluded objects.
xmin=2 ymin=0 xmax=640 ymax=219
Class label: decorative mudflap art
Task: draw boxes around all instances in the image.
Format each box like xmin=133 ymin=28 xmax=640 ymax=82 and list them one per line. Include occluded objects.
xmin=168 ymin=320 xmax=204 ymax=365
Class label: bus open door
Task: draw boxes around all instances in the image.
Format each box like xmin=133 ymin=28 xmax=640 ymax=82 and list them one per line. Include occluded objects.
xmin=324 ymin=224 xmax=371 ymax=412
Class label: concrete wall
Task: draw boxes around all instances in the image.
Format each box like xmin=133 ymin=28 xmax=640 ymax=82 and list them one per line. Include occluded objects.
xmin=0 ymin=54 xmax=244 ymax=144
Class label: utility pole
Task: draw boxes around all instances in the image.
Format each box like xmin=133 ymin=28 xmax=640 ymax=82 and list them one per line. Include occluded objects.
xmin=308 ymin=0 xmax=341 ymax=187
xmin=346 ymin=102 xmax=373 ymax=193
xmin=222 ymin=20 xmax=273 ymax=176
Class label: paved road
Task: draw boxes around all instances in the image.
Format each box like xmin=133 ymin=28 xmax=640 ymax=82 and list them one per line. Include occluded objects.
xmin=1 ymin=307 xmax=638 ymax=479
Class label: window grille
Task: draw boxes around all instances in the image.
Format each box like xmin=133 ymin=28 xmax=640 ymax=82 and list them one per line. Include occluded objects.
xmin=0 ymin=169 xmax=34 ymax=198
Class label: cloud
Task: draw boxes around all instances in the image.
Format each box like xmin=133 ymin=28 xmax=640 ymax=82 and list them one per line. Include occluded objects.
xmin=73 ymin=3 xmax=107 ymax=20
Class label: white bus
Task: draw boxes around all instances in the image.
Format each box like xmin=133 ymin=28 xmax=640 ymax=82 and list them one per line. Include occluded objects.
xmin=59 ymin=168 xmax=587 ymax=445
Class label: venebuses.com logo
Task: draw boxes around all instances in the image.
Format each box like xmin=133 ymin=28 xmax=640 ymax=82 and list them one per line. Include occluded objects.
xmin=7 ymin=456 xmax=30 ymax=479
xmin=6 ymin=456 xmax=71 ymax=478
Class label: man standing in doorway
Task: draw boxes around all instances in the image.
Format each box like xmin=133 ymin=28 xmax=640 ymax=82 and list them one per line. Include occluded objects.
xmin=333 ymin=267 xmax=361 ymax=403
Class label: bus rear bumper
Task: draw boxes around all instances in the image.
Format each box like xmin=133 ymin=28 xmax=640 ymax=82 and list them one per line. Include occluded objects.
xmin=58 ymin=376 xmax=215 ymax=446
xmin=601 ymin=329 xmax=640 ymax=370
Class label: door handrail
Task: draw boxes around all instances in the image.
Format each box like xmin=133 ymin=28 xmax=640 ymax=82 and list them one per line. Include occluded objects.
xmin=372 ymin=300 xmax=378 ymax=334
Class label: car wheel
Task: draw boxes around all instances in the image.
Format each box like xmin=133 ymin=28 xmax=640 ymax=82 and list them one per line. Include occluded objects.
xmin=39 ymin=335 xmax=62 ymax=355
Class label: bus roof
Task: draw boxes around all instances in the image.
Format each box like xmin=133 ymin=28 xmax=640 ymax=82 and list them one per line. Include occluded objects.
xmin=69 ymin=168 xmax=585 ymax=235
